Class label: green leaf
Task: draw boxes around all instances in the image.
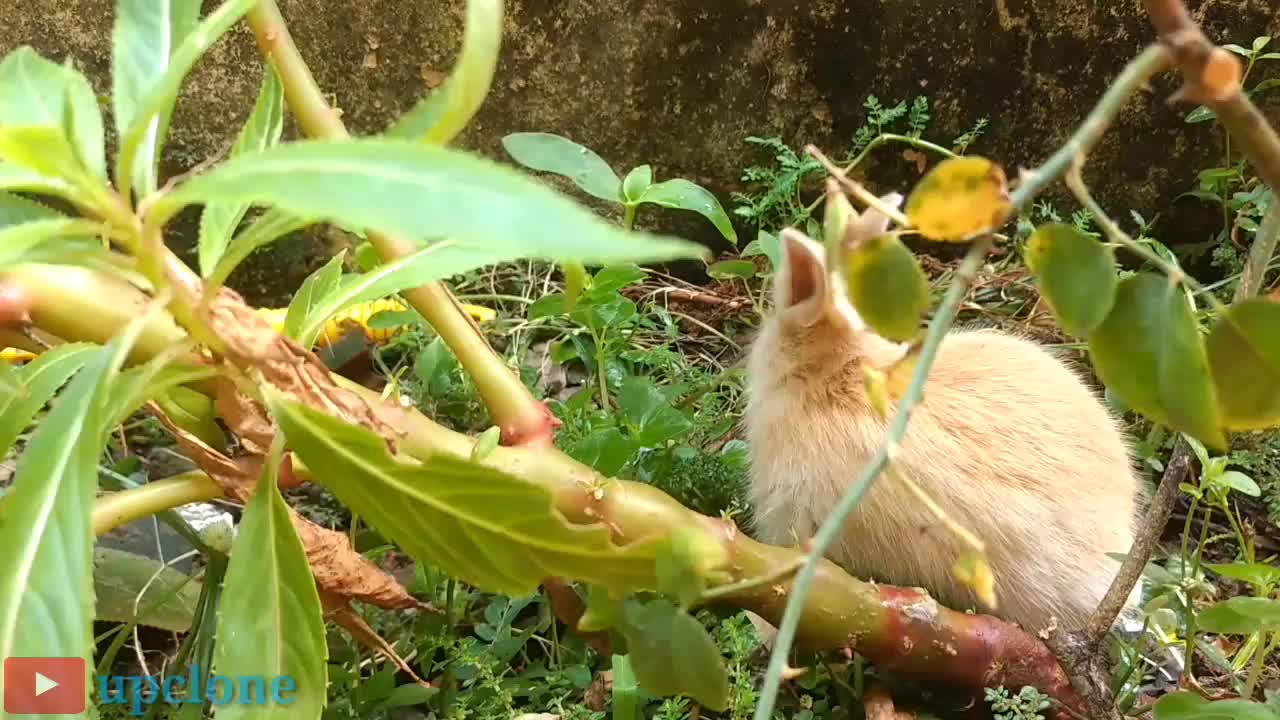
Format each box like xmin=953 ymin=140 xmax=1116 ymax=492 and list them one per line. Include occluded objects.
xmin=706 ymin=259 xmax=755 ymax=280
xmin=0 ymin=47 xmax=105 ymax=179
xmin=1087 ymin=273 xmax=1225 ymax=450
xmin=293 ymin=240 xmax=495 ymax=348
xmin=639 ymin=179 xmax=738 ymax=246
xmin=115 ymin=0 xmax=257 ymax=198
xmin=0 ymin=340 xmax=121 ymax=680
xmin=611 ymin=655 xmax=642 ymax=720
xmin=1195 ymin=597 xmax=1280 ymax=635
xmin=283 ymin=251 xmax=347 ymax=342
xmin=1205 ymin=562 xmax=1280 ymax=590
xmin=198 ymin=62 xmax=285 ymax=276
xmin=0 ymin=162 xmax=75 ymax=200
xmin=1024 ymin=223 xmax=1118 ymax=337
xmin=1184 ymin=106 xmax=1216 ymax=124
xmin=0 ymin=343 xmax=97 ymax=455
xmin=153 ymin=385 xmax=228 ymax=450
xmin=500 ymin=132 xmax=622 ymax=203
xmin=591 ymin=264 xmax=647 ymax=294
xmin=267 ymin=391 xmax=661 ymax=597
xmin=570 ymin=427 xmax=636 ymax=477
xmin=213 ymin=445 xmax=328 ymax=719
xmin=372 ymin=684 xmax=438 ymax=711
xmin=1153 ymin=692 xmax=1208 ymax=720
xmin=655 ymin=527 xmax=714 ymax=609
xmin=578 ymin=585 xmax=622 ymax=632
xmin=471 ymin=426 xmax=501 ymax=461
xmin=1217 ymin=470 xmax=1261 ymax=497
xmin=93 ymin=547 xmax=200 ymax=632
xmin=210 ymin=207 xmax=313 ymax=285
xmin=562 ymin=260 xmax=589 ymax=311
xmin=0 ymin=218 xmax=106 ymax=272
xmin=155 ymin=139 xmax=706 ymax=265
xmin=620 ymin=599 xmax=729 ymax=711
xmin=741 ymin=230 xmax=781 ymax=272
xmin=842 ymin=233 xmax=929 ymax=342
xmin=1206 ymin=298 xmax=1280 ymax=431
xmin=0 ymin=191 xmax=62 ymax=229
xmin=385 ymin=0 xmax=502 ymax=145
xmin=622 ymin=165 xmax=653 ymax=203
xmin=0 ymin=125 xmax=100 ymax=188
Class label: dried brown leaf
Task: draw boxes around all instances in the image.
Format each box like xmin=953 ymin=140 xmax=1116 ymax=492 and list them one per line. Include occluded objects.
xmin=320 ymin=591 xmax=432 ymax=685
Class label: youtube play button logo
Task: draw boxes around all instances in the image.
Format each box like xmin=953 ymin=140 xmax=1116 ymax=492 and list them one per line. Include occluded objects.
xmin=4 ymin=657 xmax=86 ymax=714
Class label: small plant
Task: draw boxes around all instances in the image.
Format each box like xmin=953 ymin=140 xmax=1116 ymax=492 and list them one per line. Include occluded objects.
xmin=985 ymin=685 xmax=1053 ymax=720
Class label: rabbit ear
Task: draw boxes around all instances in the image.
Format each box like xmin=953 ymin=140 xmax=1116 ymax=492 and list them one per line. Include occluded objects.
xmin=776 ymin=229 xmax=828 ymax=326
xmin=852 ymin=192 xmax=903 ymax=240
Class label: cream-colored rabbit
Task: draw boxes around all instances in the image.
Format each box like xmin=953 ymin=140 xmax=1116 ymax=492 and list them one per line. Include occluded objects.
xmin=743 ymin=195 xmax=1144 ymax=633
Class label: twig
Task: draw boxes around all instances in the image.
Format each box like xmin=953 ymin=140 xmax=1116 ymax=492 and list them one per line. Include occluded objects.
xmin=805 ymin=145 xmax=910 ymax=226
xmin=887 ymin=465 xmax=986 ymax=555
xmin=1234 ymin=193 xmax=1280 ymax=302
xmin=1143 ymin=0 xmax=1280 ymax=192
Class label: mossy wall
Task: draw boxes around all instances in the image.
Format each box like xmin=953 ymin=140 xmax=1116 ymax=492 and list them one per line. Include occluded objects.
xmin=2 ymin=0 xmax=1277 ymax=303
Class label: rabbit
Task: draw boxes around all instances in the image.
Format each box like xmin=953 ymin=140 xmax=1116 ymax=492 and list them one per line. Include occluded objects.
xmin=742 ymin=193 xmax=1146 ymax=635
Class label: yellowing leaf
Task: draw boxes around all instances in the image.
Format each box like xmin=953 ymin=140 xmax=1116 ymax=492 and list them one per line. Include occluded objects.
xmin=842 ymin=234 xmax=929 ymax=341
xmin=904 ymin=156 xmax=1010 ymax=241
xmin=1205 ymin=297 xmax=1280 ymax=430
xmin=1088 ymin=273 xmax=1226 ymax=451
xmin=953 ymin=550 xmax=997 ymax=610
xmin=267 ymin=390 xmax=662 ymax=597
xmin=1024 ymin=223 xmax=1117 ymax=337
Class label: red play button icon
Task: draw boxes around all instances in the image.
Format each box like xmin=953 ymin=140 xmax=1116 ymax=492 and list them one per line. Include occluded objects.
xmin=4 ymin=657 xmax=87 ymax=714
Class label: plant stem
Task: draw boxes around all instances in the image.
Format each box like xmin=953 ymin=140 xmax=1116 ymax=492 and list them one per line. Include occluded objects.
xmin=1235 ymin=192 xmax=1280 ymax=302
xmin=92 ymin=471 xmax=224 ymax=536
xmin=242 ymin=0 xmax=555 ymax=447
xmin=751 ymin=235 xmax=992 ymax=720
xmin=592 ymin=330 xmax=611 ymax=411
xmin=1242 ymin=629 xmax=1275 ymax=699
xmin=623 ymin=203 xmax=638 ymax=231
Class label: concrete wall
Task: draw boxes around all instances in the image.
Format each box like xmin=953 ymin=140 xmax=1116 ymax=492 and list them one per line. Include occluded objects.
xmin=3 ymin=0 xmax=1277 ymax=303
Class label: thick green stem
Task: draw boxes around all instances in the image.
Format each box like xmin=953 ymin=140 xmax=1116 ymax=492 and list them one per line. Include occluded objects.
xmin=93 ymin=471 xmax=224 ymax=536
xmin=242 ymin=0 xmax=555 ymax=448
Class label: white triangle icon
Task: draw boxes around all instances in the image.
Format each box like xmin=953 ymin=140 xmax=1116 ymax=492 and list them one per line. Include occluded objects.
xmin=34 ymin=672 xmax=59 ymax=697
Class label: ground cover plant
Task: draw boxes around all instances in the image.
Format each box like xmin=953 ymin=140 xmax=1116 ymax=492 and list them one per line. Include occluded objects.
xmin=0 ymin=0 xmax=1278 ymax=719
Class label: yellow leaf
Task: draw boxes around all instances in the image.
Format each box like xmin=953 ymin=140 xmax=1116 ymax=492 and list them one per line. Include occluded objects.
xmin=953 ymin=550 xmax=998 ymax=610
xmin=905 ymin=157 xmax=1010 ymax=242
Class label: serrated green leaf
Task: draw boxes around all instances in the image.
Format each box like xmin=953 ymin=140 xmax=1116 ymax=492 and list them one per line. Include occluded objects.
xmin=501 ymin=132 xmax=622 ymax=203
xmin=209 ymin=207 xmax=313 ymax=286
xmin=639 ymin=179 xmax=738 ymax=246
xmin=115 ymin=0 xmax=256 ymax=198
xmin=268 ymin=391 xmax=662 ymax=596
xmin=385 ymin=0 xmax=502 ymax=145
xmin=1205 ymin=562 xmax=1280 ymax=590
xmin=621 ymin=599 xmax=729 ymax=711
xmin=0 ymin=47 xmax=105 ymax=179
xmin=707 ymin=259 xmax=755 ymax=280
xmin=1088 ymin=273 xmax=1225 ymax=450
xmin=0 ymin=339 xmax=125 ymax=687
xmin=293 ymin=240 xmax=495 ymax=348
xmin=0 ymin=162 xmax=74 ymax=200
xmin=1195 ymin=597 xmax=1280 ymax=635
xmin=622 ymin=165 xmax=652 ymax=203
xmin=0 ymin=191 xmax=62 ymax=230
xmin=93 ymin=547 xmax=200 ymax=632
xmin=1206 ymin=298 xmax=1280 ymax=431
xmin=198 ymin=62 xmax=285 ymax=276
xmin=0 ymin=343 xmax=97 ymax=455
xmin=154 ymin=139 xmax=706 ymax=265
xmin=842 ymin=233 xmax=929 ymax=342
xmin=0 ymin=217 xmax=106 ymax=271
xmin=212 ymin=445 xmax=328 ymax=719
xmin=1024 ymin=223 xmax=1118 ymax=337
xmin=284 ymin=251 xmax=346 ymax=342
xmin=0 ymin=125 xmax=99 ymax=187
